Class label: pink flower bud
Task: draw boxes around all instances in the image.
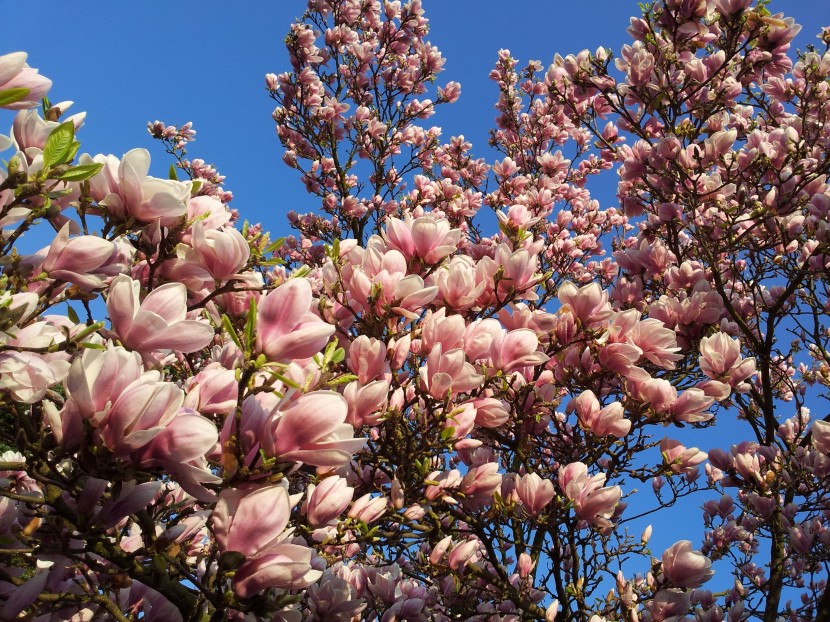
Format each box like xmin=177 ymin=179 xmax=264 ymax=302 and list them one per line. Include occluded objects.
xmin=307 ymin=476 xmax=354 ymax=527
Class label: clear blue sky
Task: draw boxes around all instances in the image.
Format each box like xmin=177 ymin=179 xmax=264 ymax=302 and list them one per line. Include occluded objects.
xmin=3 ymin=1 xmax=828 ymax=238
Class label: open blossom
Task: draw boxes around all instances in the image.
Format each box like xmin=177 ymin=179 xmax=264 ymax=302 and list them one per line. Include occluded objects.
xmin=516 ymin=472 xmax=556 ymax=515
xmin=178 ymin=220 xmax=250 ymax=282
xmin=212 ymin=486 xmax=322 ymax=596
xmin=82 ymin=148 xmax=191 ymax=223
xmin=383 ymin=215 xmax=461 ymax=264
xmin=0 ymin=52 xmax=51 ymax=109
xmin=12 ymin=107 xmax=86 ymax=154
xmin=558 ymin=462 xmax=622 ymax=528
xmin=660 ymin=438 xmax=707 ymax=479
xmin=633 ymin=378 xmax=714 ymax=423
xmin=699 ymin=332 xmax=756 ymax=393
xmin=488 ymin=328 xmax=549 ymax=373
xmin=661 ymin=540 xmax=714 ymax=588
xmin=107 ymin=275 xmax=215 ymax=354
xmin=419 ymin=344 xmax=483 ymax=399
xmin=570 ymin=390 xmax=631 ymax=438
xmin=558 ymin=281 xmax=612 ymax=327
xmin=256 ymin=278 xmax=335 ymax=363
xmin=229 ymin=390 xmax=365 ymax=468
xmin=35 ymin=224 xmax=116 ymax=290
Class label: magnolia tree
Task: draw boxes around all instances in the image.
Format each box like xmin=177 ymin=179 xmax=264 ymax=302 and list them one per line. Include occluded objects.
xmin=1 ymin=0 xmax=829 ymax=620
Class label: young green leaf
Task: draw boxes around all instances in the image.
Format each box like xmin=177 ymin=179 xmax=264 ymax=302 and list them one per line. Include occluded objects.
xmin=56 ymin=163 xmax=104 ymax=182
xmin=66 ymin=304 xmax=80 ymax=324
xmin=42 ymin=122 xmax=76 ymax=168
xmin=0 ymin=88 xmax=30 ymax=108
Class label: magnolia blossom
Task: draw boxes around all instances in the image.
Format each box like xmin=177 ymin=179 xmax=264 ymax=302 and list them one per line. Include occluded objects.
xmin=83 ymin=149 xmax=191 ymax=223
xmin=699 ymin=332 xmax=756 ymax=394
xmin=383 ymin=215 xmax=461 ymax=264
xmin=228 ymin=390 xmax=365 ymax=468
xmin=256 ymin=278 xmax=335 ymax=363
xmin=660 ymin=438 xmax=707 ymax=479
xmin=558 ymin=462 xmax=622 ymax=528
xmin=570 ymin=390 xmax=630 ymax=438
xmin=0 ymin=52 xmax=51 ymax=109
xmin=36 ymin=224 xmax=116 ymax=290
xmin=661 ymin=540 xmax=714 ymax=588
xmin=306 ymin=476 xmax=354 ymax=527
xmin=212 ymin=486 xmax=322 ymax=596
xmin=515 ymin=472 xmax=556 ymax=515
xmin=107 ymin=275 xmax=215 ymax=354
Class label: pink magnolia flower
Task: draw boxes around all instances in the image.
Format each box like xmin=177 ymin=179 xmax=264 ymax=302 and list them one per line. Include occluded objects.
xmin=699 ymin=332 xmax=756 ymax=391
xmin=36 ymin=224 xmax=116 ymax=290
xmin=488 ymin=328 xmax=549 ymax=373
xmin=107 ymin=275 xmax=215 ymax=354
xmin=0 ymin=350 xmax=70 ymax=404
xmin=347 ymin=335 xmax=390 ymax=384
xmin=97 ymin=376 xmax=185 ymax=457
xmin=179 ymin=220 xmax=250 ymax=282
xmin=306 ymin=476 xmax=354 ymax=527
xmin=494 ymin=243 xmax=540 ymax=299
xmin=84 ymin=149 xmax=191 ymax=224
xmin=419 ymin=344 xmax=484 ymax=399
xmin=256 ymin=278 xmax=335 ymax=363
xmin=661 ymin=540 xmax=714 ymax=588
xmin=633 ymin=378 xmax=714 ymax=423
xmin=383 ymin=215 xmax=461 ymax=264
xmin=660 ymin=438 xmax=707 ymax=479
xmin=348 ymin=493 xmax=388 ymax=524
xmin=630 ymin=318 xmax=682 ymax=369
xmin=558 ymin=281 xmax=612 ymax=327
xmin=212 ymin=485 xmax=322 ymax=596
xmin=433 ymin=256 xmax=487 ymax=310
xmin=0 ymin=52 xmax=51 ymax=109
xmin=421 ymin=309 xmax=466 ymax=353
xmin=270 ymin=391 xmax=365 ymax=467
xmin=459 ymin=462 xmax=502 ymax=508
xmin=131 ymin=410 xmax=219 ymax=492
xmin=570 ymin=390 xmax=631 ymax=438
xmin=811 ymin=420 xmax=830 ymax=455
xmin=558 ymin=462 xmax=622 ymax=528
xmin=472 ymin=397 xmax=510 ymax=428
xmin=342 ymin=379 xmax=389 ymax=427
xmin=183 ymin=363 xmax=238 ymax=416
xmin=516 ymin=472 xmax=556 ymax=515
xmin=12 ymin=107 xmax=85 ymax=154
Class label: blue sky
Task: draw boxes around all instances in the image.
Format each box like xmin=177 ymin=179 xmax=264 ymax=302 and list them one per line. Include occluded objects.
xmin=3 ymin=1 xmax=828 ymax=237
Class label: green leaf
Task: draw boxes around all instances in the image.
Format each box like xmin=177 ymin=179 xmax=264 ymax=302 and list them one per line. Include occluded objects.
xmin=327 ymin=374 xmax=358 ymax=386
xmin=65 ymin=141 xmax=80 ymax=163
xmin=66 ymin=304 xmax=80 ymax=324
xmin=80 ymin=342 xmax=106 ymax=350
xmin=0 ymin=88 xmax=30 ymax=107
xmin=57 ymin=163 xmax=103 ymax=182
xmin=168 ymin=164 xmax=179 ymax=180
xmin=330 ymin=347 xmax=345 ymax=364
xmin=221 ymin=314 xmax=242 ymax=349
xmin=244 ymin=297 xmax=258 ymax=353
xmin=42 ymin=122 xmax=76 ymax=168
xmin=262 ymin=237 xmax=285 ymax=255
